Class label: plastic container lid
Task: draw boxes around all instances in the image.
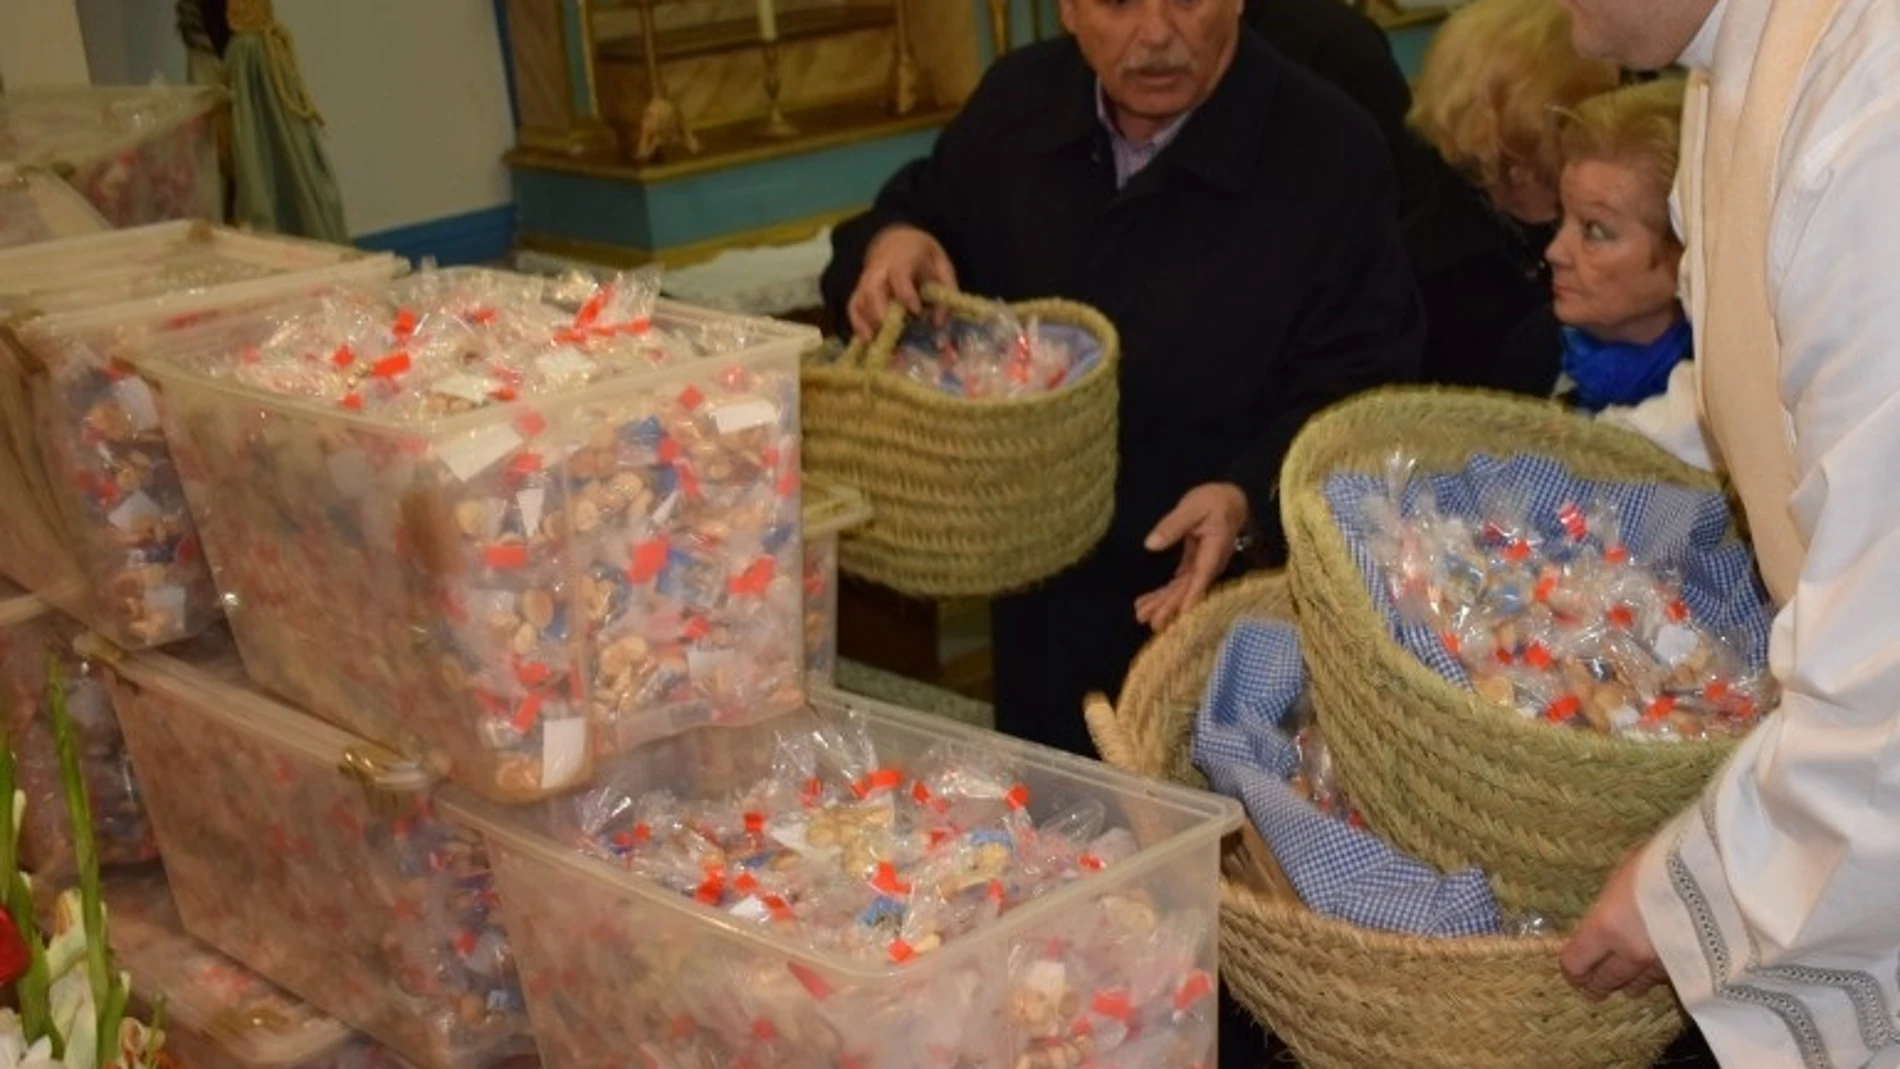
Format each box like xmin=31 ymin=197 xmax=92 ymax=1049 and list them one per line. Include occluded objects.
xmin=0 ymin=165 xmax=109 ymax=250
xmin=0 ymin=221 xmax=396 ymax=320
xmin=104 ymin=874 xmax=360 ymax=1069
xmin=0 ymin=85 xmax=223 ymax=174
xmin=134 ymin=267 xmax=819 ymax=439
xmin=82 ymin=629 xmax=431 ymax=793
xmin=442 ymin=686 xmax=1244 ymax=982
xmin=803 ymin=475 xmax=872 ymax=539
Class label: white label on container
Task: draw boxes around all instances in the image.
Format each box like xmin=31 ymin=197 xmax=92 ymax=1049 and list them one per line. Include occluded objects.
xmin=541 ymin=717 xmax=588 ymax=788
xmin=687 ymin=649 xmax=734 ymax=683
xmin=107 ymin=491 xmax=161 ymax=532
xmin=766 ymin=818 xmax=809 ymax=851
xmin=728 ymin=897 xmax=771 ymax=924
xmin=517 ymin=487 xmax=546 ymax=537
xmin=1610 ymin=705 xmax=1641 ymax=732
xmin=710 ymin=399 xmax=778 ymax=435
xmin=1023 ymin=961 xmax=1067 ymax=1001
xmin=326 ymin=449 xmax=371 ymax=498
xmin=537 ymin=347 xmax=595 ymax=381
xmin=114 ymin=378 xmax=161 ymax=432
xmin=437 ymin=424 xmax=523 ymax=483
xmin=652 ymin=491 xmax=680 ymax=528
xmin=466 ymin=588 xmax=517 ymax=622
xmin=143 ymin=584 xmax=186 ymax=624
xmin=1653 ymin=624 xmax=1700 ymax=668
xmin=433 ymin=373 xmax=496 ymax=405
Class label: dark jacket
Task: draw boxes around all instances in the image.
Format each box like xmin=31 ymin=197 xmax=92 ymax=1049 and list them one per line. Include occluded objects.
xmin=1404 ymin=163 xmax=1559 ymax=395
xmin=1243 ymin=0 xmax=1554 ymax=400
xmin=821 ymin=31 xmax=1425 ymax=587
xmin=1499 ymin=304 xmax=1566 ymax=399
xmin=1242 ymin=0 xmax=1435 ymax=222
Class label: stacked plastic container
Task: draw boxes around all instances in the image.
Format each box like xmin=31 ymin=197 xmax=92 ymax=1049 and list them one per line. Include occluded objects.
xmin=443 ymin=690 xmax=1241 ymax=1069
xmin=0 ymin=222 xmax=402 ymax=648
xmin=800 ymin=476 xmax=871 ymax=687
xmin=0 ymin=246 xmax=1252 ymax=1069
xmin=97 ymin=632 xmax=534 ymax=1069
xmin=134 ymin=269 xmax=814 ymax=801
xmin=106 ymin=874 xmax=417 ymax=1069
xmin=0 ymin=580 xmax=156 ymax=884
xmin=0 ymin=84 xmax=224 ymax=227
xmin=0 ymin=164 xmax=108 ymax=249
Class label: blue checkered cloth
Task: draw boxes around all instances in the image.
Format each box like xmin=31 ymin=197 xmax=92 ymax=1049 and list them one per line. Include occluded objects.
xmin=1193 ymin=619 xmax=1506 ymax=938
xmin=1324 ymin=454 xmax=1775 ymax=689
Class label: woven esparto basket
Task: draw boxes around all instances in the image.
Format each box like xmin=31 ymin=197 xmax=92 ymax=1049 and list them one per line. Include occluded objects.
xmin=1281 ymin=386 xmax=1742 ymax=924
xmin=800 ymin=283 xmax=1118 ymax=599
xmin=1085 ymin=572 xmax=1682 ymax=1069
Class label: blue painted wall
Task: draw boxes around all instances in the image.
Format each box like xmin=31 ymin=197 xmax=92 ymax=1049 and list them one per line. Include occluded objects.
xmin=357 ymin=206 xmax=518 ymax=267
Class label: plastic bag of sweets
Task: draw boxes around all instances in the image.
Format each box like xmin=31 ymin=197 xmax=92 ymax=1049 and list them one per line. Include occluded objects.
xmin=136 ymin=267 xmax=813 ymax=801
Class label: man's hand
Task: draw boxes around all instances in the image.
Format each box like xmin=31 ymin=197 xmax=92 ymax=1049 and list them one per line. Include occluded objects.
xmin=847 ymin=225 xmax=959 ymax=339
xmin=1560 ymin=847 xmax=1671 ymax=1001
xmin=1135 ymin=483 xmax=1250 ymax=633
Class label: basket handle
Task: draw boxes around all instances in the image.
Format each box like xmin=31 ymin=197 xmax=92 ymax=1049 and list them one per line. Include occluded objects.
xmin=1084 ymin=692 xmax=1143 ymax=774
xmin=847 ymin=282 xmax=1019 ymax=373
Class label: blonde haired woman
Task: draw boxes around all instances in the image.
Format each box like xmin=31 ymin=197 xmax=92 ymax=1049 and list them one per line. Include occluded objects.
xmin=1496 ymin=79 xmax=1694 ymax=421
xmin=1402 ymin=0 xmax=1622 ymax=394
xmin=1546 ymin=78 xmax=1693 ymax=410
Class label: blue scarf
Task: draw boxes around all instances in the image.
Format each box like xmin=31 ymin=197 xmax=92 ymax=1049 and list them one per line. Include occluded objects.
xmin=1560 ymin=317 xmax=1693 ymax=412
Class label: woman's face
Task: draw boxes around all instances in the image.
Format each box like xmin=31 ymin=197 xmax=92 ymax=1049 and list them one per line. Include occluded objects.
xmin=1546 ymin=157 xmax=1681 ymax=342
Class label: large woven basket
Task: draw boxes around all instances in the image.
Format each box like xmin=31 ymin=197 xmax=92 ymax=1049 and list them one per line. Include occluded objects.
xmin=1085 ymin=572 xmax=1682 ymax=1069
xmin=1281 ymin=386 xmax=1743 ymax=923
xmin=801 ymin=284 xmax=1118 ymax=599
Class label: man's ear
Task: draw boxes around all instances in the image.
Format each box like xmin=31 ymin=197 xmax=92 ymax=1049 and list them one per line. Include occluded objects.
xmin=1058 ymin=0 xmax=1080 ymax=35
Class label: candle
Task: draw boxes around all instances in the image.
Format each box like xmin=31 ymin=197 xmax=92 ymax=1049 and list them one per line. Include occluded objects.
xmin=757 ymin=0 xmax=778 ymax=41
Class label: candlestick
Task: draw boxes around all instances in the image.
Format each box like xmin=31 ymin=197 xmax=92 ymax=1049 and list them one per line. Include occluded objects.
xmin=631 ymin=0 xmax=700 ymax=162
xmin=757 ymin=0 xmax=778 ymax=42
xmin=889 ymin=0 xmax=922 ymax=117
xmin=760 ymin=40 xmax=799 ymax=138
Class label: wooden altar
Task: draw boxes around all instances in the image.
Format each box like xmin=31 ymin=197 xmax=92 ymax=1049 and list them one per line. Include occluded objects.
xmin=497 ymin=0 xmax=1037 ymax=264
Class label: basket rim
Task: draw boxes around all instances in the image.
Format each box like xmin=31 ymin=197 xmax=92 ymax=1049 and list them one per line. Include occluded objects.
xmin=1105 ymin=570 xmax=1577 ymax=958
xmin=829 ymin=285 xmax=1122 ymax=412
xmin=1281 ymin=386 xmax=1745 ymax=765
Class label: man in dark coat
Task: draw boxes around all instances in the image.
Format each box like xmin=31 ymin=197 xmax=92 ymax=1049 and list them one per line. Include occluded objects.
xmin=821 ymin=0 xmax=1424 ymax=759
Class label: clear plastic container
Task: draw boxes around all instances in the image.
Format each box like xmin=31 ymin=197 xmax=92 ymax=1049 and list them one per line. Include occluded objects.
xmin=0 ymin=164 xmax=109 ymax=249
xmin=136 ymin=270 xmax=815 ymax=803
xmin=0 ymin=222 xmax=402 ymax=648
xmin=97 ymin=632 xmax=533 ymax=1069
xmin=801 ymin=478 xmax=871 ymax=687
xmin=0 ymin=582 xmax=157 ymax=881
xmin=105 ymin=873 xmax=418 ymax=1069
xmin=0 ymin=84 xmax=224 ymax=227
xmin=442 ymin=689 xmax=1242 ymax=1069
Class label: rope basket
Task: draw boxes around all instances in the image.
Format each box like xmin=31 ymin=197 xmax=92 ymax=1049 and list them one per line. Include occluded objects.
xmin=1281 ymin=386 xmax=1743 ymax=923
xmin=1085 ymin=572 xmax=1682 ymax=1069
xmin=801 ymin=284 xmax=1118 ymax=599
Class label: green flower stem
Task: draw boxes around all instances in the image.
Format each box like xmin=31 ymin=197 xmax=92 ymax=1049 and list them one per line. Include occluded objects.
xmin=48 ymin=658 xmax=127 ymax=1068
xmin=0 ymin=684 xmax=56 ymax=1052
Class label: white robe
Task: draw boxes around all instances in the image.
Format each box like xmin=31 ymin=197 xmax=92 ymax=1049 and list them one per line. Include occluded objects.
xmin=1624 ymin=0 xmax=1900 ymax=1065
